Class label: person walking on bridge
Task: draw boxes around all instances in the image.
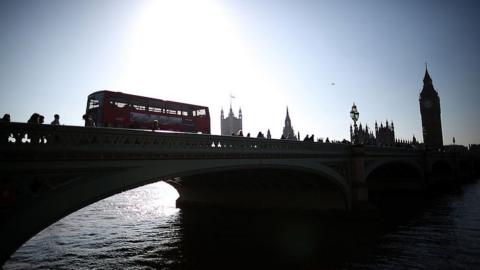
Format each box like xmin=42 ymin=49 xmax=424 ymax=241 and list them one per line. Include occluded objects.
xmin=27 ymin=113 xmax=40 ymax=124
xmin=50 ymin=114 xmax=60 ymax=125
xmin=83 ymin=114 xmax=95 ymax=127
xmin=1 ymin=114 xmax=10 ymax=122
xmin=152 ymin=120 xmax=159 ymax=131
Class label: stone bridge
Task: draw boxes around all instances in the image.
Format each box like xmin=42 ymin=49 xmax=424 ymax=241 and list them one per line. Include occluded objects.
xmin=0 ymin=123 xmax=476 ymax=265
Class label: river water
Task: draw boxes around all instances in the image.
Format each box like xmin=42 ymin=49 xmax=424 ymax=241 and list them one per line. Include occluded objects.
xmin=4 ymin=180 xmax=480 ymax=269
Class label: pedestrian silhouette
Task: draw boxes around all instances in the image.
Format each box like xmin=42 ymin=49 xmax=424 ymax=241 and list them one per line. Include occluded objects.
xmin=83 ymin=114 xmax=95 ymax=127
xmin=28 ymin=113 xmax=40 ymax=124
xmin=152 ymin=120 xmax=159 ymax=131
xmin=50 ymin=114 xmax=60 ymax=125
xmin=1 ymin=114 xmax=10 ymax=122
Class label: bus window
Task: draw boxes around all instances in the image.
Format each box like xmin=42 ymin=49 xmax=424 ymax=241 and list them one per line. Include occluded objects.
xmin=148 ymin=100 xmax=164 ymax=113
xmin=196 ymin=109 xmax=206 ymax=116
xmin=89 ymin=99 xmax=99 ymax=109
xmin=87 ymin=94 xmax=103 ymax=110
xmin=165 ymin=103 xmax=179 ymax=115
xmin=184 ymin=107 xmax=194 ymax=116
xmin=149 ymin=106 xmax=163 ymax=113
xmin=132 ymin=104 xmax=146 ymax=111
xmin=131 ymin=100 xmax=147 ymax=111
xmin=109 ymin=97 xmax=128 ymax=108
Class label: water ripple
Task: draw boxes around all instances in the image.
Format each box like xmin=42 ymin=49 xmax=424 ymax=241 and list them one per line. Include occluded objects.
xmin=5 ymin=180 xmax=480 ymax=269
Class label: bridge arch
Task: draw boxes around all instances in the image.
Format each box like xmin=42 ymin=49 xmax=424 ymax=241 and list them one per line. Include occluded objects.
xmin=124 ymin=158 xmax=350 ymax=212
xmin=365 ymin=159 xmax=424 ymax=179
xmin=430 ymin=159 xmax=454 ymax=182
xmin=2 ymin=158 xmax=349 ymax=264
xmin=165 ymin=162 xmax=349 ymax=211
xmin=365 ymin=160 xmax=425 ymax=191
xmin=458 ymin=159 xmax=473 ymax=180
xmin=365 ymin=160 xmax=426 ymax=210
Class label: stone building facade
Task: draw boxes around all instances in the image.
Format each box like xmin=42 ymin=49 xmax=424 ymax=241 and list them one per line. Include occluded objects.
xmin=221 ymin=105 xmax=242 ymax=136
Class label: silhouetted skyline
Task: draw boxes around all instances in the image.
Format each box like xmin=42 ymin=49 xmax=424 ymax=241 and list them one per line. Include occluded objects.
xmin=1 ymin=0 xmax=479 ymax=145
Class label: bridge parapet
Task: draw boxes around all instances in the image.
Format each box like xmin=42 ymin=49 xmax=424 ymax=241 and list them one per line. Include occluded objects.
xmin=0 ymin=123 xmax=349 ymax=160
xmin=364 ymin=145 xmax=421 ymax=155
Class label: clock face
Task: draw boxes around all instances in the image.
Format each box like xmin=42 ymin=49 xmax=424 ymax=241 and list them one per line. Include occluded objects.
xmin=423 ymin=99 xmax=433 ymax=108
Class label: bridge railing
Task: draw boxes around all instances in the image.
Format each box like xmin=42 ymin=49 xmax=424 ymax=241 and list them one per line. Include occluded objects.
xmin=363 ymin=145 xmax=421 ymax=156
xmin=0 ymin=123 xmax=350 ymax=160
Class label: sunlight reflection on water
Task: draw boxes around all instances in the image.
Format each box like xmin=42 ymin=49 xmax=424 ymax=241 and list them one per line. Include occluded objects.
xmin=5 ymin=180 xmax=480 ymax=270
xmin=5 ymin=181 xmax=181 ymax=270
xmin=103 ymin=181 xmax=180 ymax=218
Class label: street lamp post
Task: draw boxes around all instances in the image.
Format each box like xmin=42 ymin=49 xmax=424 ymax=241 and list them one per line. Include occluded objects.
xmin=350 ymin=103 xmax=359 ymax=144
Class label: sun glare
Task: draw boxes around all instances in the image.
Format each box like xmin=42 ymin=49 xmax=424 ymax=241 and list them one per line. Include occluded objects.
xmin=122 ymin=0 xmax=288 ymax=135
xmin=126 ymin=1 xmax=248 ymax=99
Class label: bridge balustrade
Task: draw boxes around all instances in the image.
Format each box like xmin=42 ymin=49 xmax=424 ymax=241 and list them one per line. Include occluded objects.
xmin=0 ymin=123 xmax=349 ymax=160
xmin=363 ymin=145 xmax=421 ymax=158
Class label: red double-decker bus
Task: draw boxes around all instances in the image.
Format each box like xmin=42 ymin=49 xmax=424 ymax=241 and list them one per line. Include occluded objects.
xmin=85 ymin=90 xmax=210 ymax=133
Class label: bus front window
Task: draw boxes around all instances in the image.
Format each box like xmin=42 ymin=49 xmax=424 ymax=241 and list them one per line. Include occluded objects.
xmin=86 ymin=93 xmax=104 ymax=127
xmin=88 ymin=98 xmax=100 ymax=109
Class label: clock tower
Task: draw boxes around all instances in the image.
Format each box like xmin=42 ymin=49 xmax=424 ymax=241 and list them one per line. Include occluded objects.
xmin=419 ymin=66 xmax=443 ymax=149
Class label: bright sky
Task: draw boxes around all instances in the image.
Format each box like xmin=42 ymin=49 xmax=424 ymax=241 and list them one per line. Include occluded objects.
xmin=1 ymin=0 xmax=479 ymax=145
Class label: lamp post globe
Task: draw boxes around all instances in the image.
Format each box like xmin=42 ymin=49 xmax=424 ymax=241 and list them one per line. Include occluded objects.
xmin=350 ymin=103 xmax=360 ymax=144
xmin=350 ymin=103 xmax=359 ymax=124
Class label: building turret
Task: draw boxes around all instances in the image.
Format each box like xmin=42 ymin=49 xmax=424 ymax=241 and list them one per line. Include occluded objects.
xmin=221 ymin=102 xmax=243 ymax=136
xmin=374 ymin=119 xmax=395 ymax=146
xmin=228 ymin=104 xmax=234 ymax=117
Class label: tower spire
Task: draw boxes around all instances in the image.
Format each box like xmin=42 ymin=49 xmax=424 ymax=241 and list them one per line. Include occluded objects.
xmin=419 ymin=65 xmax=443 ymax=149
xmin=282 ymin=106 xmax=295 ymax=140
xmin=285 ymin=106 xmax=291 ymax=126
xmin=423 ymin=64 xmax=432 ymax=85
